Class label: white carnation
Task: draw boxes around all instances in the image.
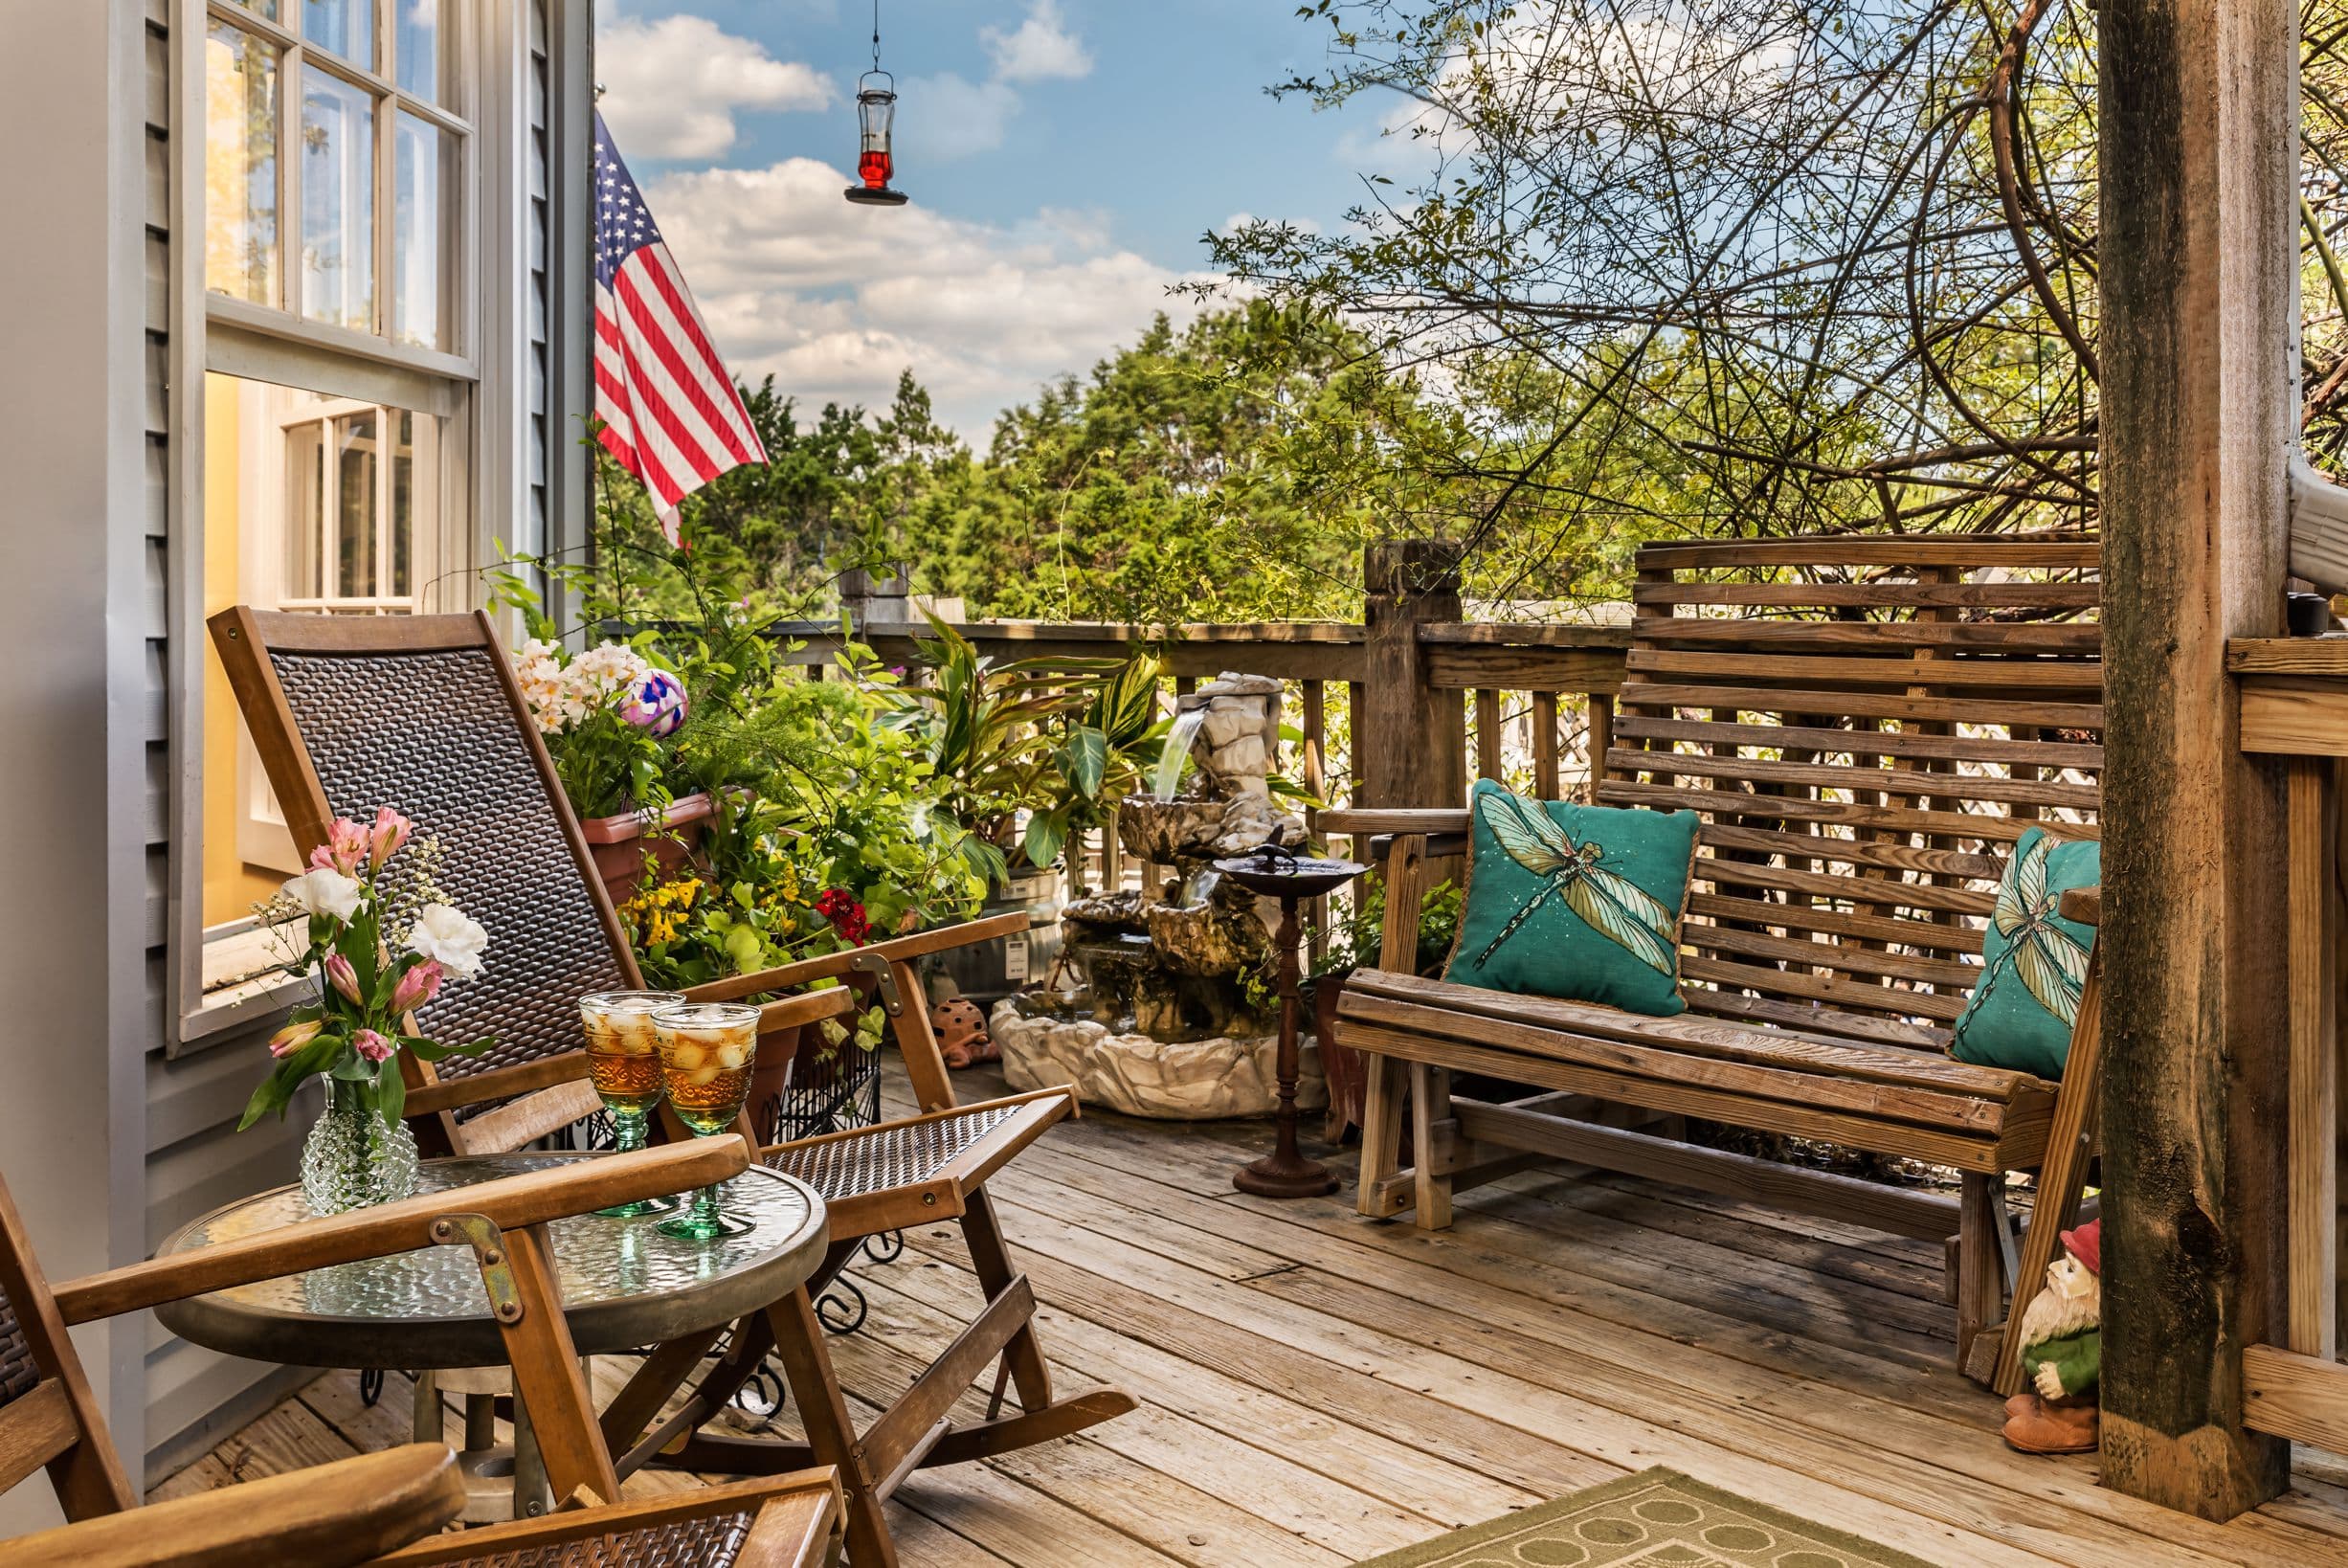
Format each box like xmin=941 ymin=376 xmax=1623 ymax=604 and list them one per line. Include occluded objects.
xmin=282 ymin=867 xmax=364 ymax=922
xmin=406 ymin=903 xmax=491 ymax=981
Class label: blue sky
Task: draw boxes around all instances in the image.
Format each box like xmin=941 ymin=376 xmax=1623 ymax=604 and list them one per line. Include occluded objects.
xmin=595 ymin=1 xmax=1405 ymax=437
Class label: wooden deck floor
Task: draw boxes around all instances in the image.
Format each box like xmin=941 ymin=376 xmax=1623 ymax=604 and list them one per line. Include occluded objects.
xmin=157 ymin=1069 xmax=2348 ymax=1566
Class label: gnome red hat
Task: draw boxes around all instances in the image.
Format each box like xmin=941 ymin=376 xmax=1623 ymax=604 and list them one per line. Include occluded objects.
xmin=2059 ymin=1218 xmax=2100 ymax=1277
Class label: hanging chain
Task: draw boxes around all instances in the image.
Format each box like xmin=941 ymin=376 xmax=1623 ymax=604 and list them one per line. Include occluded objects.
xmin=870 ymin=0 xmax=883 ymax=75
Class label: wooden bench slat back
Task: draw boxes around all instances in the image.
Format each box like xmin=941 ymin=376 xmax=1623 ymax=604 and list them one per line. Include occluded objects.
xmin=1599 ymin=535 xmax=2101 ymax=1048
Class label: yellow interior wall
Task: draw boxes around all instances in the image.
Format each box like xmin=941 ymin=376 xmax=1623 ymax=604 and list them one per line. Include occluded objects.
xmin=201 ymin=374 xmax=286 ymax=926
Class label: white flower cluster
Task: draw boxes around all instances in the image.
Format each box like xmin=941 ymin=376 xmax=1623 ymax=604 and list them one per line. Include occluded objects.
xmin=514 ymin=638 xmax=653 ymax=733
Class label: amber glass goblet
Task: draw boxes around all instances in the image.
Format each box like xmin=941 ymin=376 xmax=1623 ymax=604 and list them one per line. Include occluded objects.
xmin=578 ymin=990 xmax=685 ymax=1217
xmin=652 ymin=1002 xmax=760 ymax=1241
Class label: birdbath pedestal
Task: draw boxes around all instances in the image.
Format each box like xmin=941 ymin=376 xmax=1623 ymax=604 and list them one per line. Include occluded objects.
xmin=1210 ymin=844 xmax=1368 ymax=1198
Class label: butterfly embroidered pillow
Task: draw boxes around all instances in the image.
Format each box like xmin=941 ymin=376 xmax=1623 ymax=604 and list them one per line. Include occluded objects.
xmin=1443 ymin=780 xmax=1701 ymax=1017
xmin=1950 ymin=827 xmax=2101 ymax=1080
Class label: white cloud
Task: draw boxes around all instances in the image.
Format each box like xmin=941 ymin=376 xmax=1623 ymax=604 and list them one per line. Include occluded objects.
xmin=981 ymin=1 xmax=1095 ymax=84
xmin=897 ymin=74 xmax=1022 ymax=162
xmin=643 ymin=158 xmax=1214 ymax=437
xmin=598 ymin=14 xmax=833 ymax=160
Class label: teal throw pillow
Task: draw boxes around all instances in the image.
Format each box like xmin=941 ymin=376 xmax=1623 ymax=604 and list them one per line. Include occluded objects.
xmin=1443 ymin=780 xmax=1699 ymax=1017
xmin=1950 ymin=826 xmax=2101 ymax=1080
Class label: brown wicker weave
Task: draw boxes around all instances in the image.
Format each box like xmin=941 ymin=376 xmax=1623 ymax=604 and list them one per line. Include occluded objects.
xmin=266 ymin=645 xmax=629 ymax=1083
xmin=766 ymin=1103 xmax=1019 ymax=1200
xmin=431 ymin=1508 xmax=755 ymax=1566
xmin=0 ymin=1279 xmax=38 ymax=1410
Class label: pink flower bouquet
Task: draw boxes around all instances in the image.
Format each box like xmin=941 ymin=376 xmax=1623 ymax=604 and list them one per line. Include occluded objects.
xmin=239 ymin=807 xmax=494 ymax=1132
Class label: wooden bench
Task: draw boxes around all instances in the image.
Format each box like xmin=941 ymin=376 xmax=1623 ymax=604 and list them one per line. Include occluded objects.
xmin=1326 ymin=534 xmax=2103 ymax=1386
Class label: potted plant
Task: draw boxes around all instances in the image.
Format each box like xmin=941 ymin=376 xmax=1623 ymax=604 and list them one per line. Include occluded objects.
xmin=510 ymin=635 xmax=711 ymax=904
xmin=886 ymin=616 xmax=1165 ymax=1006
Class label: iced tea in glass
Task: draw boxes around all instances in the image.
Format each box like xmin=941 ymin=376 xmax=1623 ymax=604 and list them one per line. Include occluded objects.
xmin=651 ymin=1001 xmax=761 ymax=1240
xmin=579 ymin=990 xmax=685 ymax=1217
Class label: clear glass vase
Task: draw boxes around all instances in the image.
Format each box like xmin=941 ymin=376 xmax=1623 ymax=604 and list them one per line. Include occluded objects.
xmin=301 ymin=1076 xmax=419 ymax=1215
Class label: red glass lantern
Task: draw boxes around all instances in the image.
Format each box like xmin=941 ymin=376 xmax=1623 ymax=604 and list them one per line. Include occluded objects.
xmin=845 ymin=71 xmax=906 ymax=207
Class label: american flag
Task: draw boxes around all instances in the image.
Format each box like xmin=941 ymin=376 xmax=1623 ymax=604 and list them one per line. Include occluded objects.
xmin=593 ymin=114 xmax=766 ymax=544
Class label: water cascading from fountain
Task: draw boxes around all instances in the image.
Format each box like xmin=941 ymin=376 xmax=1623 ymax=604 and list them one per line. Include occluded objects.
xmin=1152 ymin=706 xmax=1206 ymax=801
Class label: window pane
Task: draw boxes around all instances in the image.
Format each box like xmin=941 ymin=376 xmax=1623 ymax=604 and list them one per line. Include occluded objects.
xmin=394 ymin=0 xmax=440 ymax=102
xmin=391 ymin=112 xmax=452 ymax=347
xmin=391 ymin=410 xmax=414 ymax=597
xmin=230 ymin=1 xmax=282 ymax=19
xmin=284 ymin=419 xmax=324 ymax=598
xmin=203 ymin=23 xmax=279 ymax=304
xmin=333 ymin=412 xmax=378 ymax=597
xmin=301 ymin=73 xmax=375 ymax=331
xmin=303 ymin=0 xmax=376 ymax=72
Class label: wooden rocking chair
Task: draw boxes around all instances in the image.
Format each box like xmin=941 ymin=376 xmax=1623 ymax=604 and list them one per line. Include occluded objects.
xmin=209 ymin=607 xmax=1134 ymax=1565
xmin=0 ymin=1141 xmax=842 ymax=1567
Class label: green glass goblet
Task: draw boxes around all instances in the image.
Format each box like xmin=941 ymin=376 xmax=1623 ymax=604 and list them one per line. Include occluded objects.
xmin=652 ymin=1002 xmax=761 ymax=1241
xmin=579 ymin=990 xmax=686 ymax=1218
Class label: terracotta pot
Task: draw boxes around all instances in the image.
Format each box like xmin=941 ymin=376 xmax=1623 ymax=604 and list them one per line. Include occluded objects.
xmin=577 ymin=792 xmax=715 ymax=907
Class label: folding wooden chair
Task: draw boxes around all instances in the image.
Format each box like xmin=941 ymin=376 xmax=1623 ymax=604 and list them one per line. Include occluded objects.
xmin=0 ymin=1140 xmax=841 ymax=1567
xmin=210 ymin=607 xmax=1134 ymax=1565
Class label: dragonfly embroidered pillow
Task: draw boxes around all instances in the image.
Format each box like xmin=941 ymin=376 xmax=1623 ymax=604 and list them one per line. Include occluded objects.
xmin=1443 ymin=780 xmax=1700 ymax=1017
xmin=1950 ymin=827 xmax=2101 ymax=1080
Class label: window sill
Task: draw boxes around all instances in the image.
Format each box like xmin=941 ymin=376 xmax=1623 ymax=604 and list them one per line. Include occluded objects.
xmin=175 ymin=916 xmax=311 ymax=1056
xmin=176 ymin=970 xmax=310 ymax=1054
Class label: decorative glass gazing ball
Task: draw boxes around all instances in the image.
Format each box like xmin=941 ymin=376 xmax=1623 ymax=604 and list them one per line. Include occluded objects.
xmin=621 ymin=669 xmax=688 ymax=737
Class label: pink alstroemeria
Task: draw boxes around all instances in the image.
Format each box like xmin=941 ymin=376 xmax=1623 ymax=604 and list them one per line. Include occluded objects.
xmin=324 ymin=952 xmax=363 ymax=1005
xmin=389 ymin=958 xmax=443 ymax=1016
xmin=353 ymin=1028 xmax=395 ymax=1064
xmin=309 ymin=817 xmax=370 ymax=876
xmin=268 ymin=1018 xmax=324 ymax=1059
xmin=369 ymin=805 xmax=413 ymax=870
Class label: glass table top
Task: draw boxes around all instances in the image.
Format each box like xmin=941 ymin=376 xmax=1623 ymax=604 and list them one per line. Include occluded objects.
xmin=155 ymin=1154 xmax=824 ymax=1365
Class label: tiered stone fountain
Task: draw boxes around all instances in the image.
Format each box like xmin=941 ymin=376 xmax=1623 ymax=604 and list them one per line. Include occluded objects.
xmin=992 ymin=674 xmax=1328 ymax=1119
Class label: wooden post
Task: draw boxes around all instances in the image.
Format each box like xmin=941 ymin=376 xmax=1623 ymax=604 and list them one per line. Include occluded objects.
xmin=2099 ymin=0 xmax=2297 ymax=1516
xmin=1359 ymin=542 xmax=1466 ymax=809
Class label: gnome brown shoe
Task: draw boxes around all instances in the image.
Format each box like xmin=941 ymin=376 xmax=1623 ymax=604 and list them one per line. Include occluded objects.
xmin=2002 ymin=1393 xmax=2037 ymax=1422
xmin=2002 ymin=1395 xmax=2098 ymax=1454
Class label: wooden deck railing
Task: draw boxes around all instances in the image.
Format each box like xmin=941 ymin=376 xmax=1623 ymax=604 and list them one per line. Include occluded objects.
xmin=770 ymin=546 xmax=1632 ymax=930
xmin=2231 ymin=636 xmax=2348 ymax=1451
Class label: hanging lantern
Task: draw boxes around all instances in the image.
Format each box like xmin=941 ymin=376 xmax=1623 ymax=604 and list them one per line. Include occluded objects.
xmin=844 ymin=1 xmax=907 ymax=207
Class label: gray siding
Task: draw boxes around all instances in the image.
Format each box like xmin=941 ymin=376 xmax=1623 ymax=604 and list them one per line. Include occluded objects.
xmin=138 ymin=0 xmax=315 ymax=1476
xmin=526 ymin=0 xmax=552 ymax=563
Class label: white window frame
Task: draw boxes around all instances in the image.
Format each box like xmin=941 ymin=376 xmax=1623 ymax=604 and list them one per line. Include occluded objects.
xmin=201 ymin=0 xmax=476 ymax=356
xmin=170 ymin=0 xmax=554 ymax=1047
xmin=225 ymin=378 xmax=473 ymax=880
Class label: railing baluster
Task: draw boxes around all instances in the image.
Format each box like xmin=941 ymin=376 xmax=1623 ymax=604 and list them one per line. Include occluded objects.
xmin=2287 ymin=755 xmax=2339 ymax=1358
xmin=1585 ymin=692 xmax=1616 ymax=804
xmin=1303 ymin=681 xmax=1328 ymax=965
xmin=1475 ymin=688 xmax=1502 ymax=782
xmin=1532 ymin=691 xmax=1559 ymax=798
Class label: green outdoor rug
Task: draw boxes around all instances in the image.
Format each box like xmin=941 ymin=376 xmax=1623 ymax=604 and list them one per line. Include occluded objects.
xmin=1353 ymin=1467 xmax=1942 ymax=1568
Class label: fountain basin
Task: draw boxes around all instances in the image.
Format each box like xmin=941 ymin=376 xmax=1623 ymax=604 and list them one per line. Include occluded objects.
xmin=993 ymin=998 xmax=1325 ymax=1121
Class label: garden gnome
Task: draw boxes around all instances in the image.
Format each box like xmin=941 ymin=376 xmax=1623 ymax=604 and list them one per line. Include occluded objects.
xmin=2001 ymin=1218 xmax=2100 ymax=1454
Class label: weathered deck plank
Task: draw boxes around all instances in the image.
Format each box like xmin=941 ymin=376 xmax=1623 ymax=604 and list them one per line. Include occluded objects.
xmin=147 ymin=1068 xmax=2348 ymax=1567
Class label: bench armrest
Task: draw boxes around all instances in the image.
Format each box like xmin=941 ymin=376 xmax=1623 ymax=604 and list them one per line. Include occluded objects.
xmin=52 ymin=1138 xmax=749 ymax=1325
xmin=2 ymin=1445 xmax=464 ymax=1568
xmin=2060 ymin=885 xmax=2101 ymax=927
xmin=1319 ymin=808 xmax=1472 ymax=836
